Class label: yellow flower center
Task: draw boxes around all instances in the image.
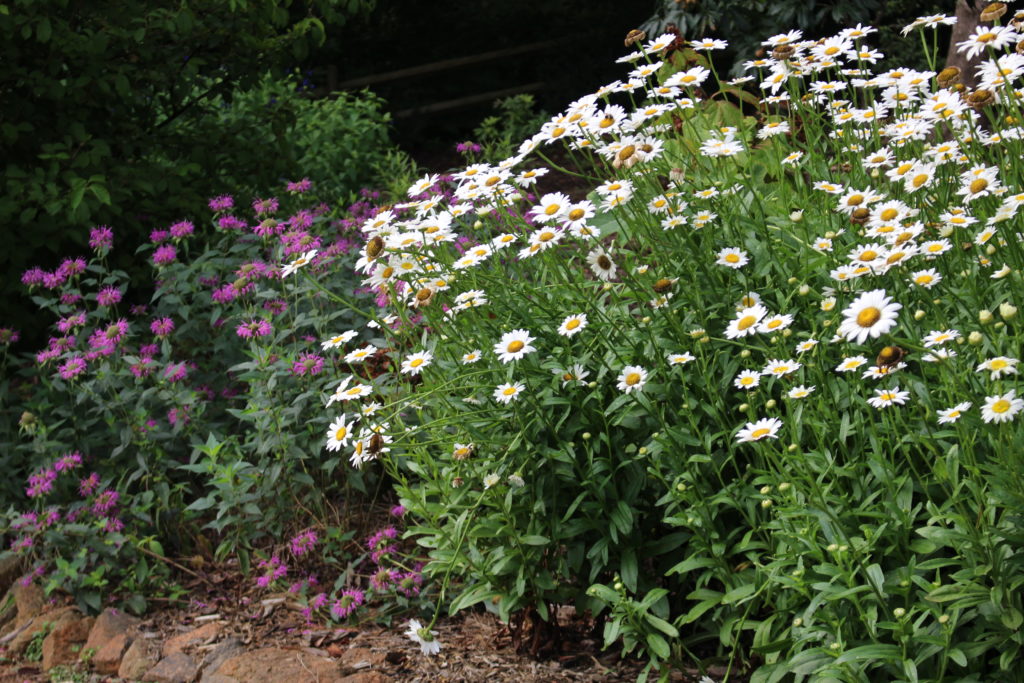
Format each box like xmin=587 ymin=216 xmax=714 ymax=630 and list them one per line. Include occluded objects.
xmin=859 ymin=250 xmax=878 ymax=262
xmin=970 ymin=178 xmax=989 ymax=194
xmin=847 ymin=194 xmax=864 ymax=206
xmin=538 ymin=231 xmax=555 ymax=242
xmin=503 ymin=386 xmax=517 ymax=396
xmin=992 ymin=399 xmax=1011 ymax=413
xmin=484 ymin=176 xmax=501 ymax=187
xmin=824 ymin=46 xmax=841 ymax=55
xmin=751 ymin=428 xmax=770 ymax=439
xmin=617 ymin=145 xmax=636 ymax=161
xmin=410 ymin=358 xmax=424 ymax=368
xmin=566 ymin=319 xmax=581 ymax=330
xmin=544 ymin=204 xmax=561 ymax=216
xmin=916 ymin=274 xmax=933 ymax=284
xmin=880 ymin=208 xmax=898 ymax=221
xmin=857 ymin=307 xmax=882 ymax=327
xmin=977 ymin=32 xmax=996 ymax=43
xmin=737 ymin=315 xmax=758 ymax=331
xmin=562 ymin=372 xmax=574 ymax=381
xmin=568 ymin=209 xmax=585 ymax=221
xmin=912 ymin=173 xmax=929 ymax=188
xmin=991 ymin=359 xmax=1008 ymax=370
xmin=599 ymin=117 xmax=615 ymax=128
xmin=550 ymin=126 xmax=566 ymax=137
xmin=927 ymin=243 xmax=944 ymax=252
xmin=381 ymin=266 xmax=394 ymax=278
xmin=507 ymin=341 xmax=525 ymax=353
xmin=335 ymin=427 xmax=347 ymax=440
xmin=625 ymin=372 xmax=642 ymax=386
xmin=725 ymin=253 xmax=740 ymax=263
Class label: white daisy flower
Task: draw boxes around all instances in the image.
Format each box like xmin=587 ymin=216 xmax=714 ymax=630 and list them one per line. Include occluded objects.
xmin=982 ymin=390 xmax=1024 ymax=423
xmin=735 ymin=417 xmax=783 ymax=443
xmin=494 ymin=381 xmax=525 ymax=404
xmin=493 ymin=330 xmax=536 ymax=363
xmin=838 ymin=289 xmax=901 ymax=345
xmin=616 ymin=365 xmax=649 ymax=394
xmin=558 ymin=314 xmax=588 ymax=337
xmin=401 ymin=351 xmax=434 ymax=376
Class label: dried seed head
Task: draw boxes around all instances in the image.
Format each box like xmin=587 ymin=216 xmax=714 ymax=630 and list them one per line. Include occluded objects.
xmin=850 ymin=207 xmax=871 ymax=225
xmin=937 ymin=66 xmax=960 ymax=88
xmin=981 ymin=2 xmax=1007 ymax=22
xmin=772 ymin=44 xmax=796 ymax=60
xmin=967 ymin=88 xmax=995 ymax=109
xmin=624 ymin=29 xmax=646 ymax=47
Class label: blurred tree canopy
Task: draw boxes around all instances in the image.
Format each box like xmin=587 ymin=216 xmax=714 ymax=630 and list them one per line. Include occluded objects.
xmin=0 ymin=0 xmax=374 ymax=333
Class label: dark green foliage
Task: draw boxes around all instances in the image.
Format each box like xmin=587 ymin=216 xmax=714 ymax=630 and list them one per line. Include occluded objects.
xmin=0 ymin=0 xmax=375 ymax=335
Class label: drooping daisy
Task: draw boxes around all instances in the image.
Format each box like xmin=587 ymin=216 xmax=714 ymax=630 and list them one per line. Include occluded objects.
xmin=452 ymin=443 xmax=474 ymax=461
xmin=328 ymin=377 xmax=373 ymax=405
xmin=796 ymin=339 xmax=819 ymax=354
xmin=836 ymin=355 xmax=869 ymax=372
xmin=558 ymin=314 xmax=588 ymax=337
xmin=862 ymin=363 xmax=907 ymax=380
xmin=922 ymin=329 xmax=959 ymax=347
xmin=405 ymin=619 xmax=442 ymax=656
xmin=716 ymin=247 xmax=749 ymax=269
xmin=838 ymin=289 xmax=901 ymax=344
xmin=667 ymin=352 xmax=695 ymax=366
xmin=976 ymin=356 xmax=1019 ymax=380
xmin=867 ymin=386 xmax=911 ymax=409
xmin=735 ymin=417 xmax=783 ymax=443
xmin=321 ymin=330 xmax=358 ymax=350
xmin=325 ymin=415 xmax=354 ymax=451
xmin=401 ymin=351 xmax=433 ymax=376
xmin=494 ymin=381 xmax=525 ymax=404
xmin=787 ymin=385 xmax=815 ymax=399
xmin=734 ymin=369 xmax=761 ymax=390
xmin=556 ymin=363 xmax=590 ymax=387
xmin=908 ymin=268 xmax=942 ymax=289
xmin=759 ymin=314 xmax=794 ymax=334
xmin=763 ymin=359 xmax=802 ymax=377
xmin=345 ymin=345 xmax=378 ymax=363
xmin=725 ymin=304 xmax=768 ymax=340
xmin=981 ymin=390 xmax=1024 ymax=423
xmin=281 ymin=249 xmax=318 ymax=278
xmin=937 ymin=402 xmax=971 ymax=424
xmin=923 ymin=348 xmax=958 ymax=363
xmin=494 ymin=330 xmax=536 ymax=363
xmin=616 ymin=366 xmax=649 ymax=394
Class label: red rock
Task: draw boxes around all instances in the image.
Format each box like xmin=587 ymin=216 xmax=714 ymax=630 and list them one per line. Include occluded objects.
xmin=6 ymin=605 xmax=78 ymax=656
xmin=142 ymin=652 xmax=199 ymax=683
xmin=13 ymin=582 xmax=45 ymax=622
xmin=41 ymin=613 xmax=93 ymax=671
xmin=84 ymin=607 xmax=140 ymax=655
xmin=162 ymin=621 xmax=222 ymax=657
xmin=118 ymin=637 xmax=161 ymax=680
xmin=91 ymin=630 xmax=130 ymax=674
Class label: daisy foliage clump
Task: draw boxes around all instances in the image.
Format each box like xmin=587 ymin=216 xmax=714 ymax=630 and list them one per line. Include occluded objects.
xmin=310 ymin=13 xmax=1024 ymax=680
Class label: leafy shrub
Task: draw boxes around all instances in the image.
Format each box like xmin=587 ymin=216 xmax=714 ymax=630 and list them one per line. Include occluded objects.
xmin=0 ymin=182 xmax=383 ymax=611
xmin=304 ymin=11 xmax=1024 ymax=682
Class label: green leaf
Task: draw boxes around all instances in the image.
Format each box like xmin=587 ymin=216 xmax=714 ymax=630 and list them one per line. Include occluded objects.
xmin=833 ymin=644 xmax=901 ymax=664
xmin=36 ymin=16 xmax=51 ymax=42
xmin=644 ymin=614 xmax=678 ymax=638
xmin=519 ymin=535 xmax=549 ymax=546
xmin=645 ymin=633 xmax=670 ymax=660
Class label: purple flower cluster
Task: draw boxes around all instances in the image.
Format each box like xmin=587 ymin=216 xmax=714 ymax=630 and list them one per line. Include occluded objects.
xmin=150 ymin=317 xmax=175 ymax=337
xmin=289 ymin=529 xmax=318 ymax=557
xmin=153 ymin=244 xmax=177 ymax=266
xmin=236 ymin=319 xmax=272 ymax=339
xmin=89 ymin=226 xmax=114 ymax=251
xmin=208 ymin=194 xmax=234 ymax=212
xmin=256 ymin=556 xmax=289 ymax=588
xmin=291 ymin=353 xmax=324 ymax=377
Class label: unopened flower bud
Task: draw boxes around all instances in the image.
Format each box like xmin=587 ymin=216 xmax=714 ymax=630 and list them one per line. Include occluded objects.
xmin=1000 ymin=302 xmax=1018 ymax=320
xmin=979 ymin=309 xmax=994 ymax=325
xmin=939 ymin=226 xmax=954 ymax=238
xmin=760 ymin=485 xmax=772 ymax=495
xmin=798 ymin=284 xmax=810 ymax=296
xmin=739 ymin=403 xmax=749 ymax=412
xmin=790 ymin=210 xmax=803 ymax=222
xmin=761 ymin=499 xmax=773 ymax=508
xmin=766 ymin=399 xmax=777 ymax=409
xmin=787 ymin=277 xmax=798 ymax=285
xmin=788 ymin=443 xmax=798 ymax=452
xmin=778 ymin=482 xmax=791 ymax=492
xmin=740 ymin=349 xmax=751 ymax=358
xmin=968 ymin=331 xmax=984 ymax=345
xmin=938 ymin=614 xmax=950 ymax=624
xmin=582 ymin=432 xmax=591 ymax=440
xmin=914 ymin=310 xmax=926 ymax=320
xmin=894 ymin=607 xmax=906 ymax=618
